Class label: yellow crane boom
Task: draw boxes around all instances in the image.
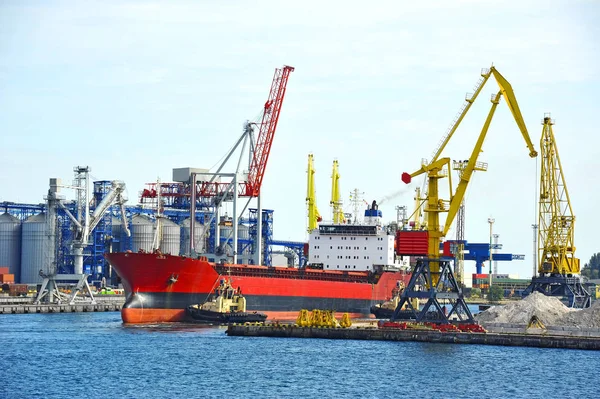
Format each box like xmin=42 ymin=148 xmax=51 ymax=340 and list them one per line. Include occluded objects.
xmin=306 ymin=153 xmax=321 ymax=233
xmin=330 ymin=160 xmax=345 ymax=224
xmin=402 ymin=66 xmax=538 ymax=286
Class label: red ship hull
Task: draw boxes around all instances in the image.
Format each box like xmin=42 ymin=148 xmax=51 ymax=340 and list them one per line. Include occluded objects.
xmin=105 ymin=252 xmax=411 ymax=324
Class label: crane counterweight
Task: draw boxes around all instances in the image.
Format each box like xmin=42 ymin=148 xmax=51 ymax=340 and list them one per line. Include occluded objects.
xmin=401 ymin=173 xmax=411 ymax=184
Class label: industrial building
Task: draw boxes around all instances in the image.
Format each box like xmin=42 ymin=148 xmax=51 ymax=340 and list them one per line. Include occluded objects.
xmin=0 ymin=169 xmax=305 ymax=287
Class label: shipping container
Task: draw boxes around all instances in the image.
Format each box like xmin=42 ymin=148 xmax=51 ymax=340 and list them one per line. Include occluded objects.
xmin=9 ymin=283 xmax=28 ymax=297
xmin=0 ymin=273 xmax=15 ymax=284
xmin=0 ymin=266 xmax=8 ymax=275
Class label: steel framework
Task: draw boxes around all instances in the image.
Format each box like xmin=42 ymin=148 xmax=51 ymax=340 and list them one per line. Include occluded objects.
xmin=391 ymin=258 xmax=474 ymax=323
xmin=398 ymin=66 xmax=537 ymax=323
xmin=524 ymin=114 xmax=590 ymax=308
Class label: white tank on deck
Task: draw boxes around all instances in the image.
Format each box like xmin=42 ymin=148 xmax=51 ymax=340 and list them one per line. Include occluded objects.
xmin=181 ymin=218 xmax=205 ymax=255
xmin=130 ymin=214 xmax=155 ymax=253
xmin=20 ymin=213 xmax=48 ymax=284
xmin=0 ymin=213 xmax=22 ymax=282
xmin=158 ymin=217 xmax=180 ymax=256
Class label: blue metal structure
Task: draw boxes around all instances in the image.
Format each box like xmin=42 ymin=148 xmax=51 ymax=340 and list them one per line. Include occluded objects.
xmin=443 ymin=240 xmax=525 ymax=274
xmin=249 ymin=208 xmax=275 ymax=266
xmin=88 ymin=181 xmax=114 ymax=281
xmin=4 ymin=189 xmax=296 ymax=280
xmin=270 ymin=239 xmax=307 ymax=267
xmin=56 ymin=204 xmax=75 ymax=275
xmin=0 ymin=202 xmax=45 ymax=221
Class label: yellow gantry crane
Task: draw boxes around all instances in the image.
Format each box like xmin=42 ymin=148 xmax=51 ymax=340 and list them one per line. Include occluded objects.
xmin=393 ymin=66 xmax=538 ymax=324
xmin=330 ymin=160 xmax=345 ymax=224
xmin=306 ymin=154 xmax=322 ymax=233
xmin=403 ymin=66 xmax=537 ymax=262
xmin=539 ymin=115 xmax=577 ymax=274
xmin=524 ymin=114 xmax=591 ymax=308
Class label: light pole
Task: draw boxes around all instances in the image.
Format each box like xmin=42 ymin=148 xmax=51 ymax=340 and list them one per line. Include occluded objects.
xmin=531 ymin=224 xmax=538 ymax=279
xmin=488 ymin=217 xmax=495 ymax=295
xmin=493 ymin=234 xmax=499 ymax=275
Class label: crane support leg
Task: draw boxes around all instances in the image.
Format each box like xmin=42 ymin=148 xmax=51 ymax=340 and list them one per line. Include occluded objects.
xmin=391 ymin=258 xmax=473 ymax=324
xmin=523 ymin=275 xmax=591 ymax=308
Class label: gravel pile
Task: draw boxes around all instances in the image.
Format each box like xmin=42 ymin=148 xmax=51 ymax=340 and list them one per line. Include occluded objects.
xmin=555 ymin=300 xmax=600 ymax=328
xmin=475 ymin=291 xmax=574 ymax=326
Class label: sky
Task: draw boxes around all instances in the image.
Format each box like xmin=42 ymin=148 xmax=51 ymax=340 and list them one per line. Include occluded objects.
xmin=1 ymin=0 xmax=599 ymax=278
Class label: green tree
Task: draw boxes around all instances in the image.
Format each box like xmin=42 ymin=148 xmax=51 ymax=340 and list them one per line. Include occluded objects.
xmin=488 ymin=285 xmax=504 ymax=302
xmin=582 ymin=253 xmax=600 ymax=279
xmin=470 ymin=288 xmax=481 ymax=298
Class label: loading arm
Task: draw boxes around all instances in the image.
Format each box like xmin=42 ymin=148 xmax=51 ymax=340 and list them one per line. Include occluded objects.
xmin=425 ymin=66 xmax=537 ymax=167
xmin=489 ymin=67 xmax=537 ymax=158
xmin=442 ymin=92 xmax=501 ymax=235
xmin=84 ymin=181 xmax=128 ymax=242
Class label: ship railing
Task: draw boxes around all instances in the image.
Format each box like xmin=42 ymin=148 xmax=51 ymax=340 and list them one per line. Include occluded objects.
xmin=214 ymin=264 xmax=372 ymax=283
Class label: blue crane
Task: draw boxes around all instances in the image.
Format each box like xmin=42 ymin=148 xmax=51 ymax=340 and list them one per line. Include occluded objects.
xmin=442 ymin=240 xmax=525 ymax=275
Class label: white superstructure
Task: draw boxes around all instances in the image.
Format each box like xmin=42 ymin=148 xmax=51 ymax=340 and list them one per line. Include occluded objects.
xmin=307 ymin=202 xmax=408 ymax=271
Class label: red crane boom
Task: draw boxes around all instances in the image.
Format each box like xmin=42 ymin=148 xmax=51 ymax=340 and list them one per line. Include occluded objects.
xmin=140 ymin=65 xmax=294 ymax=203
xmin=194 ymin=65 xmax=295 ymax=198
xmin=245 ymin=65 xmax=295 ymax=196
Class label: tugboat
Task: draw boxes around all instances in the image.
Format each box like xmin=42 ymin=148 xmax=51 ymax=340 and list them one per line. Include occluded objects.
xmin=186 ymin=278 xmax=267 ymax=324
xmin=370 ymin=281 xmax=419 ymax=319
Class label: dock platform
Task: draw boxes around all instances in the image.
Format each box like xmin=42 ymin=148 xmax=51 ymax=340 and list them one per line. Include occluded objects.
xmin=226 ymin=324 xmax=600 ymax=351
xmin=0 ymin=296 xmax=124 ymax=314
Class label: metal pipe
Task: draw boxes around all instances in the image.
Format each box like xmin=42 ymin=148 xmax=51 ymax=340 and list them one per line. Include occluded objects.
xmin=57 ymin=201 xmax=82 ymax=230
xmin=232 ymin=174 xmax=238 ymax=264
xmin=190 ymin=173 xmax=197 ymax=256
xmin=257 ymin=194 xmax=262 ymax=265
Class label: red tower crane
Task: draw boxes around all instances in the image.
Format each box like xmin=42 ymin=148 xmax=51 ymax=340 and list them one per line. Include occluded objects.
xmin=140 ymin=65 xmax=295 ymax=204
xmin=245 ymin=65 xmax=295 ymax=197
xmin=196 ymin=65 xmax=295 ymax=198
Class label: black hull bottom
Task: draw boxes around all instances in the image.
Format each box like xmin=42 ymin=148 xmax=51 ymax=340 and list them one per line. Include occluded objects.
xmin=186 ymin=308 xmax=267 ymax=324
xmin=370 ymin=306 xmax=394 ymax=319
xmin=125 ymin=292 xmax=376 ymax=314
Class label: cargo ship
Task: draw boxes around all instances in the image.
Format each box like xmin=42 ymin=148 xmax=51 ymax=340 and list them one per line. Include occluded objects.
xmin=105 ymin=202 xmax=411 ymax=324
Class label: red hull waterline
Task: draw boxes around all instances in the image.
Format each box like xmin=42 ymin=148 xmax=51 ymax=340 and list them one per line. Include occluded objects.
xmin=105 ymin=252 xmax=411 ymax=324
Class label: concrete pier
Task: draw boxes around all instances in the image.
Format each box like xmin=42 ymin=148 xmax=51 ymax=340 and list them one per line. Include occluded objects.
xmin=226 ymin=324 xmax=600 ymax=351
xmin=0 ymin=296 xmax=124 ymax=314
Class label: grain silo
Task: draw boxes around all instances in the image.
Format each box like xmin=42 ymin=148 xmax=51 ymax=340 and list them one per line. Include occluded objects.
xmin=181 ymin=217 xmax=205 ymax=255
xmin=130 ymin=214 xmax=155 ymax=253
xmin=238 ymin=224 xmax=251 ymax=256
xmin=158 ymin=217 xmax=180 ymax=256
xmin=20 ymin=213 xmax=48 ymax=284
xmin=0 ymin=213 xmax=22 ymax=282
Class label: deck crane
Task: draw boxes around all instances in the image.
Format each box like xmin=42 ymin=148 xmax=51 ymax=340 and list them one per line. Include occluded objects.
xmin=306 ymin=153 xmax=322 ymax=232
xmin=183 ymin=65 xmax=294 ymax=264
xmin=330 ymin=160 xmax=345 ymax=224
xmin=523 ymin=115 xmax=591 ymax=308
xmin=392 ymin=66 xmax=538 ymax=324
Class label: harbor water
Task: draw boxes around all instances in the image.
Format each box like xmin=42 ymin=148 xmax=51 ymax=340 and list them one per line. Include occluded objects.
xmin=1 ymin=312 xmax=598 ymax=398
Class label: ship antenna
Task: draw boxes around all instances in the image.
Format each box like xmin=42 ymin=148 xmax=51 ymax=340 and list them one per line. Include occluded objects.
xmin=349 ymin=188 xmax=364 ymax=224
